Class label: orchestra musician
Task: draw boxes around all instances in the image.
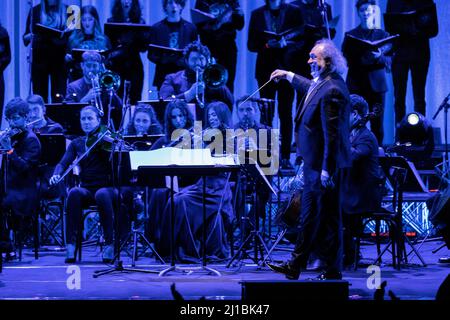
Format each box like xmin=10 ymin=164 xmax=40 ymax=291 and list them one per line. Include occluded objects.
xmin=27 ymin=94 xmax=64 ymax=134
xmin=159 ymin=40 xmax=234 ymax=112
xmin=23 ymin=0 xmax=69 ymax=102
xmin=148 ymin=0 xmax=198 ymax=91
xmin=49 ymin=105 xmax=130 ymax=263
xmin=1 ymin=98 xmax=41 ymax=259
xmin=248 ymin=0 xmax=304 ymax=170
xmin=65 ymin=51 xmax=123 ymax=130
xmin=125 ymin=104 xmax=163 ymax=136
xmin=66 ymin=5 xmax=112 ymax=82
xmin=194 ymin=0 xmax=245 ymax=93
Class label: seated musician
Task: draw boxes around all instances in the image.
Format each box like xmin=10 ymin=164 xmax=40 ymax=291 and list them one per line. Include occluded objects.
xmin=65 ymin=51 xmax=123 ymax=130
xmin=146 ymin=99 xmax=195 ymax=243
xmin=0 ymin=98 xmax=41 ymax=259
xmin=159 ymin=40 xmax=234 ymax=111
xmin=156 ymin=101 xmax=234 ymax=262
xmin=341 ymin=94 xmax=384 ymax=267
xmin=27 ymin=94 xmax=64 ymax=134
xmin=125 ymin=104 xmax=163 ymax=136
xmin=233 ymin=95 xmax=277 ymax=236
xmin=49 ymin=106 xmax=130 ymax=263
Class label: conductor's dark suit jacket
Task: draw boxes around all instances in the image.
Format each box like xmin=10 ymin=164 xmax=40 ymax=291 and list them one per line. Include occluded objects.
xmin=341 ymin=126 xmax=384 ymax=214
xmin=291 ymin=71 xmax=351 ymax=175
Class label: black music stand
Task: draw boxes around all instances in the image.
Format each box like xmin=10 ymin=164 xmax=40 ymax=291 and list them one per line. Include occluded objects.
xmin=45 ymin=103 xmax=88 ymax=137
xmin=226 ymin=162 xmax=276 ymax=268
xmin=376 ymin=156 xmax=427 ymax=267
xmin=93 ymin=146 xmax=162 ymax=278
xmin=132 ymin=149 xmax=239 ymax=276
xmin=36 ymin=134 xmax=67 ymax=247
xmin=123 ymin=134 xmax=164 ymax=151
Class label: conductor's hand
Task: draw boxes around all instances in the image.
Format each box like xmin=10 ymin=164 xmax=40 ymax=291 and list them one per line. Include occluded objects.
xmin=320 ymin=171 xmax=335 ymax=189
xmin=49 ymin=175 xmax=61 ymax=186
xmin=270 ymin=69 xmax=289 ymax=83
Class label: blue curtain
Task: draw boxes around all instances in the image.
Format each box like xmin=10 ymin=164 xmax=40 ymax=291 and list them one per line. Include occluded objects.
xmin=1 ymin=0 xmax=449 ymax=144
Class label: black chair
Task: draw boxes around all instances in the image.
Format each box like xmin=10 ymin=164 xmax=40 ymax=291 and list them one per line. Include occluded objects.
xmin=74 ymin=205 xmax=103 ymax=262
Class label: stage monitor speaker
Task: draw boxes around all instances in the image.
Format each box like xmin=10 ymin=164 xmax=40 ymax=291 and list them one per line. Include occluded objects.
xmin=241 ymin=280 xmax=349 ymax=301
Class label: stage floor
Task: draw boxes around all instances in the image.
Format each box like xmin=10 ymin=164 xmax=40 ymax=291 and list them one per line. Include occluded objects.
xmin=1 ymin=240 xmax=449 ymax=300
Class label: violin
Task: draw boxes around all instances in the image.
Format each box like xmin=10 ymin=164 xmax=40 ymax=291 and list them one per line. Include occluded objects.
xmin=86 ymin=125 xmax=132 ymax=152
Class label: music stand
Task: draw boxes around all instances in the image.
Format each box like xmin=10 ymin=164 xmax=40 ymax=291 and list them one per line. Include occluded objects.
xmin=377 ymin=156 xmax=427 ymax=267
xmin=226 ymin=161 xmax=276 ymax=268
xmin=45 ymin=103 xmax=88 ymax=137
xmin=130 ymin=148 xmax=239 ymax=276
xmin=123 ymin=134 xmax=164 ymax=151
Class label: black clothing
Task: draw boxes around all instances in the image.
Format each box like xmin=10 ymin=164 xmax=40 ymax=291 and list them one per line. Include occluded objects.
xmin=386 ymin=0 xmax=438 ymax=124
xmin=195 ymin=0 xmax=245 ymax=92
xmin=292 ymin=0 xmax=335 ymax=78
xmin=148 ymin=18 xmax=197 ymax=89
xmin=33 ymin=117 xmax=64 ymax=135
xmin=106 ymin=17 xmax=148 ymax=104
xmin=288 ymin=70 xmax=351 ymax=275
xmin=342 ymin=25 xmax=392 ymax=144
xmin=248 ymin=3 xmax=304 ymax=160
xmin=2 ymin=130 xmax=41 ymax=216
xmin=24 ymin=4 xmax=68 ymax=102
xmin=0 ymin=26 xmax=11 ymax=117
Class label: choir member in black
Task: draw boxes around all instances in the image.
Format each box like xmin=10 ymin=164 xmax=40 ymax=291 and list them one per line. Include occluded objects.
xmin=23 ymin=0 xmax=69 ymax=102
xmin=65 ymin=51 xmax=123 ymax=130
xmin=146 ymin=99 xmax=195 ymax=243
xmin=66 ymin=5 xmax=112 ymax=82
xmin=156 ymin=101 xmax=234 ymax=262
xmin=386 ymin=0 xmax=438 ymax=124
xmin=49 ymin=106 xmax=130 ymax=263
xmin=27 ymin=94 xmax=64 ymax=134
xmin=291 ymin=0 xmax=335 ymax=78
xmin=341 ymin=94 xmax=384 ymax=267
xmin=1 ymin=98 xmax=41 ymax=258
xmin=0 ymin=22 xmax=11 ymax=118
xmin=148 ymin=0 xmax=198 ymax=91
xmin=248 ymin=0 xmax=304 ymax=170
xmin=107 ymin=0 xmax=148 ymax=105
xmin=160 ymin=40 xmax=234 ymax=111
xmin=125 ymin=104 xmax=163 ymax=136
xmin=342 ymin=0 xmax=392 ymax=145
xmin=194 ymin=0 xmax=244 ymax=93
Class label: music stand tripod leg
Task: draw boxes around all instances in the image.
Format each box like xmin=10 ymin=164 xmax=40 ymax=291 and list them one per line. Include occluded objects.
xmin=404 ymin=235 xmax=427 ymax=266
xmin=262 ymin=228 xmax=287 ymax=265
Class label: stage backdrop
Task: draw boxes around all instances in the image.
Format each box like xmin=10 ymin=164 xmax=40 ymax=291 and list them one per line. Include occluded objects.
xmin=0 ymin=0 xmax=449 ymax=144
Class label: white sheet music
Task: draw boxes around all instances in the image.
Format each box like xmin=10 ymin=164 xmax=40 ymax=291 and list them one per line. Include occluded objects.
xmin=129 ymin=147 xmax=215 ymax=170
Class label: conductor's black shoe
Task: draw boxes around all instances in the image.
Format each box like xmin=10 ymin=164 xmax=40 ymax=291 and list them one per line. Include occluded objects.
xmin=313 ymin=271 xmax=342 ymax=281
xmin=439 ymin=256 xmax=450 ymax=264
xmin=266 ymin=262 xmax=300 ymax=280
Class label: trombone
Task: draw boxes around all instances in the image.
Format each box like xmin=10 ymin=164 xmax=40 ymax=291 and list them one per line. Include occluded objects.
xmin=195 ymin=59 xmax=229 ymax=108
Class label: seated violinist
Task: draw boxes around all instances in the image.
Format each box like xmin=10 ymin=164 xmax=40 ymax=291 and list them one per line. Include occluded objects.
xmin=49 ymin=105 xmax=130 ymax=263
xmin=1 ymin=98 xmax=41 ymax=259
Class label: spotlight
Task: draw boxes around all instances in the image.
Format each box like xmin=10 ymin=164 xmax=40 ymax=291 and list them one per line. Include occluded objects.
xmin=394 ymin=112 xmax=434 ymax=162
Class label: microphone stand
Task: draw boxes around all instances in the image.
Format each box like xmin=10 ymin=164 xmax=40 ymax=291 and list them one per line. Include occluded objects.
xmin=318 ymin=0 xmax=331 ymax=40
xmin=432 ymin=93 xmax=450 ymax=177
xmin=28 ymin=0 xmax=34 ymax=96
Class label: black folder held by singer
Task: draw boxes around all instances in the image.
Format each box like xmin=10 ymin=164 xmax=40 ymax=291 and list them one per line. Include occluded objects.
xmin=104 ymin=22 xmax=152 ymax=40
xmin=35 ymin=23 xmax=73 ymax=38
xmin=263 ymin=27 xmax=303 ymax=41
xmin=148 ymin=44 xmax=184 ymax=56
xmin=344 ymin=34 xmax=399 ymax=52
